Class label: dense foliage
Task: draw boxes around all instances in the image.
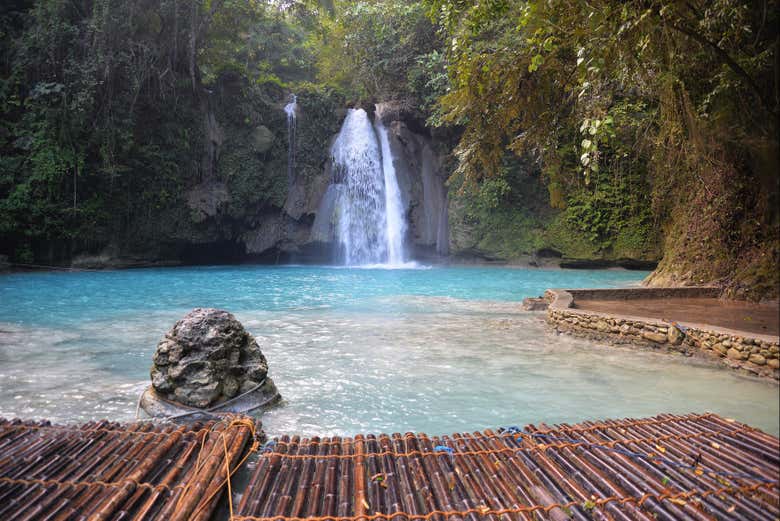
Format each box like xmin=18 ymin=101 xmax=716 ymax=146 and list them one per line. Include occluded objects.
xmin=0 ymin=0 xmax=324 ymax=262
xmin=425 ymin=0 xmax=778 ymax=297
xmin=314 ymin=0 xmax=446 ymax=120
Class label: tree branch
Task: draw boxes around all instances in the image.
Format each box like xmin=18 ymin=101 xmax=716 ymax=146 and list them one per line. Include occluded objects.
xmin=665 ymin=20 xmax=777 ymax=117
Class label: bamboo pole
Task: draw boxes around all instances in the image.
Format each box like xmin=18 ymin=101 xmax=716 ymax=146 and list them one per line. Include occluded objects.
xmin=364 ymin=434 xmax=385 ymax=518
xmin=3 ymin=413 xmax=778 ymax=521
xmin=520 ymin=424 xmax=641 ymax=521
xmin=239 ymin=435 xmax=288 ymax=516
xmin=190 ymin=420 xmax=252 ymax=521
xmin=133 ymin=430 xmax=204 ymax=520
xmin=337 ymin=437 xmax=353 ymax=518
xmin=290 ymin=437 xmax=320 ymax=518
xmin=321 ymin=436 xmax=341 ymax=519
xmin=411 ymin=433 xmax=463 ymax=521
xmin=354 ymin=434 xmax=368 ymax=521
xmin=304 ymin=438 xmax=332 ymax=517
xmin=168 ymin=422 xmax=235 ymax=521
xmin=302 ymin=437 xmax=331 ymax=518
xmin=449 ymin=433 xmax=517 ymax=521
xmin=262 ymin=435 xmax=295 ymax=518
xmin=444 ymin=434 xmax=500 ymax=521
xmin=389 ymin=433 xmax=421 ymax=519
xmin=273 ymin=436 xmax=303 ymax=519
xmin=377 ymin=435 xmax=406 ymax=521
xmin=90 ymin=427 xmax=186 ymax=521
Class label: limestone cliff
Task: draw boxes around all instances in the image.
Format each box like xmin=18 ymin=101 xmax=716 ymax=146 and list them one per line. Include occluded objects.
xmin=54 ymin=87 xmax=660 ymax=269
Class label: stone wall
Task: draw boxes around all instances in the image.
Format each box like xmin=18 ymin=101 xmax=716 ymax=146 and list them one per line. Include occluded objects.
xmin=564 ymin=287 xmax=721 ymax=301
xmin=545 ymin=289 xmax=780 ymax=381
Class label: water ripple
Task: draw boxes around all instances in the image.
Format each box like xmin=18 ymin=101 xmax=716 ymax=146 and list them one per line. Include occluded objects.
xmin=0 ymin=266 xmax=777 ymax=436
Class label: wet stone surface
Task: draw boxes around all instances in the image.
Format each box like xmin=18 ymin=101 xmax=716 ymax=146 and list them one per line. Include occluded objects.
xmin=150 ymin=307 xmax=278 ymax=408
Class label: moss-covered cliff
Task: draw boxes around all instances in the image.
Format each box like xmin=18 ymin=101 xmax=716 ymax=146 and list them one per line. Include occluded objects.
xmin=447 ymin=158 xmax=661 ymax=267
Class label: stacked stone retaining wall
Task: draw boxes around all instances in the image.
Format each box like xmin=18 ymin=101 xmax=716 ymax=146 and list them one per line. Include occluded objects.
xmin=545 ymin=288 xmax=779 ymax=381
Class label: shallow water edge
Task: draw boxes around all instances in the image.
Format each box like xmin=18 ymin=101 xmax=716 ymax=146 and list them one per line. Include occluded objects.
xmin=0 ymin=266 xmax=777 ymax=436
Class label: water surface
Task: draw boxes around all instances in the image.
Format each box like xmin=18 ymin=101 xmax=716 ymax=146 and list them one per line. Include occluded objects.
xmin=0 ymin=265 xmax=777 ymax=436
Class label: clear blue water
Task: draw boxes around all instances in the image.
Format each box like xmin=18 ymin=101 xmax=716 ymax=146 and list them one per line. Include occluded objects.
xmin=0 ymin=265 xmax=777 ymax=436
xmin=0 ymin=265 xmax=646 ymax=326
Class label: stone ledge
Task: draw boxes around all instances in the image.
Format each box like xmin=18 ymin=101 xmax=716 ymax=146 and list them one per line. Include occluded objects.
xmin=545 ymin=288 xmax=780 ymax=381
xmin=555 ymin=286 xmax=721 ymax=301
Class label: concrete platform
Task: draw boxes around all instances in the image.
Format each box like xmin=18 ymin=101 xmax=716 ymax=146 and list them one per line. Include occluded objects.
xmin=545 ymin=288 xmax=780 ymax=380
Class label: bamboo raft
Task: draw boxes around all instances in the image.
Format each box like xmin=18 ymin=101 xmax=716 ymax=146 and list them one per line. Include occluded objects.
xmin=235 ymin=413 xmax=779 ymax=521
xmin=1 ymin=413 xmax=777 ymax=520
xmin=0 ymin=415 xmax=257 ymax=520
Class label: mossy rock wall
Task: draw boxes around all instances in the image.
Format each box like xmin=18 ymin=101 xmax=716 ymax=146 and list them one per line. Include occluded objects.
xmin=446 ymin=159 xmax=662 ymax=265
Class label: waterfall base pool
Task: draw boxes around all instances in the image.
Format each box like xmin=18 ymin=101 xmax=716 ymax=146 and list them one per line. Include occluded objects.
xmin=0 ymin=265 xmax=777 ymax=436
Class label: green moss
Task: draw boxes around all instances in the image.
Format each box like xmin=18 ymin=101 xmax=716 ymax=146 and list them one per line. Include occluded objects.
xmin=295 ymin=83 xmax=346 ymax=181
xmin=473 ymin=209 xmax=548 ymax=258
xmin=448 ymin=158 xmax=661 ymax=262
xmin=611 ymin=214 xmax=661 ymax=260
xmin=543 ymin=214 xmax=601 ymax=260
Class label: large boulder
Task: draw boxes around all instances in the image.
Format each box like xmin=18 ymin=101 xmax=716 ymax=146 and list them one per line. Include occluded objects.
xmin=251 ymin=125 xmax=275 ymax=153
xmin=147 ymin=308 xmax=280 ymax=410
xmin=186 ymin=181 xmax=230 ymax=224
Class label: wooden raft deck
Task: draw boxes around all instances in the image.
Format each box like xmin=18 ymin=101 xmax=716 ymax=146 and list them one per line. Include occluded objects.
xmin=236 ymin=413 xmax=780 ymax=521
xmin=0 ymin=416 xmax=256 ymax=521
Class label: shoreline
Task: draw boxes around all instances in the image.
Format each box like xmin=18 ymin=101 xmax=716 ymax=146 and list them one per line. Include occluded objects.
xmin=544 ymin=287 xmax=780 ymax=382
xmin=0 ymin=254 xmax=658 ymax=275
xmin=0 ymin=264 xmax=647 ymax=275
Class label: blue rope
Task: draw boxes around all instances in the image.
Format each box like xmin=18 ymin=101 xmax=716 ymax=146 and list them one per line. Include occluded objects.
xmin=434 ymin=445 xmax=455 ymax=459
xmin=500 ymin=426 xmax=776 ymax=484
xmin=670 ymin=321 xmax=689 ymax=333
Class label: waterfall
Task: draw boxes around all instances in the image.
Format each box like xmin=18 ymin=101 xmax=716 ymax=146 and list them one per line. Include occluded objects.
xmin=284 ymin=94 xmax=297 ymax=184
xmin=329 ymin=108 xmax=407 ymax=266
xmin=374 ymin=119 xmax=407 ymax=265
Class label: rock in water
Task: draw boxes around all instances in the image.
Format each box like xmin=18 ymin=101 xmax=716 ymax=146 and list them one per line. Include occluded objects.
xmin=145 ymin=308 xmax=280 ymax=414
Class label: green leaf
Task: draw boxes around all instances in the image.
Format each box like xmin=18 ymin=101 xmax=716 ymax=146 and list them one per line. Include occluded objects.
xmin=528 ymin=54 xmax=544 ymax=72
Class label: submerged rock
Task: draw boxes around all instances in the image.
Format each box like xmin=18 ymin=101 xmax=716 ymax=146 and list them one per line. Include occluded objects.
xmin=521 ymin=297 xmax=549 ymax=311
xmin=142 ymin=308 xmax=280 ymax=416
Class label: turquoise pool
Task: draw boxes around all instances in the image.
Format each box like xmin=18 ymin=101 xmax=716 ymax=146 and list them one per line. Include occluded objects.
xmin=0 ymin=265 xmax=777 ymax=435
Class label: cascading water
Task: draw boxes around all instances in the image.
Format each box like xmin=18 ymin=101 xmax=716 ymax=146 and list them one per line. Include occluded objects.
xmin=332 ymin=109 xmax=387 ymax=265
xmin=329 ymin=108 xmax=407 ymax=266
xmin=374 ymin=118 xmax=407 ymax=265
xmin=284 ymin=94 xmax=297 ymax=184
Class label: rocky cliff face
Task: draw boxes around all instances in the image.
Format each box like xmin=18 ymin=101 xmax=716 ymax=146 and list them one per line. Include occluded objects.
xmin=74 ymin=83 xmax=345 ymax=267
xmin=62 ymin=86 xmax=655 ymax=269
xmin=233 ymin=101 xmax=451 ymax=263
xmin=376 ymin=104 xmax=449 ymax=257
xmin=444 ymin=156 xmax=662 ymax=268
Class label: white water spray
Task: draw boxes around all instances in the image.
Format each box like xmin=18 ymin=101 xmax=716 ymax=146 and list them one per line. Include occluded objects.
xmin=374 ymin=119 xmax=407 ymax=265
xmin=329 ymin=108 xmax=407 ymax=266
